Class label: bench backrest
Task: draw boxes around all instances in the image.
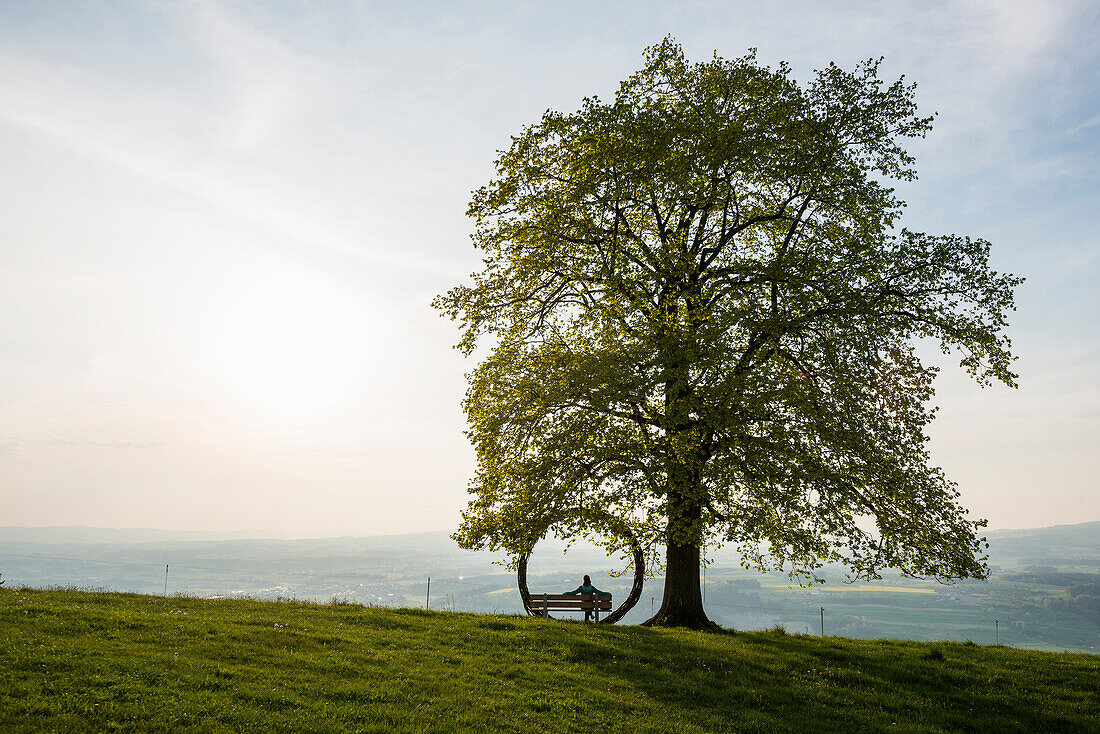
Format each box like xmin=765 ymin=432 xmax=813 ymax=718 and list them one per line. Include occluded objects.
xmin=531 ymin=593 xmax=612 ymax=620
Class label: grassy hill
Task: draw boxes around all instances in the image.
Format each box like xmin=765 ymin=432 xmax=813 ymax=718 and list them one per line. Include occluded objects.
xmin=2 ymin=588 xmax=1097 ymax=733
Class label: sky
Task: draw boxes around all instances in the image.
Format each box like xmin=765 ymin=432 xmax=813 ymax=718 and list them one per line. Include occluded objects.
xmin=1 ymin=1 xmax=1098 ymax=537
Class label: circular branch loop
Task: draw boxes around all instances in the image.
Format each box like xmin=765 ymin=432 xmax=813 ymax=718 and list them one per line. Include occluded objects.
xmin=517 ymin=510 xmax=644 ymax=624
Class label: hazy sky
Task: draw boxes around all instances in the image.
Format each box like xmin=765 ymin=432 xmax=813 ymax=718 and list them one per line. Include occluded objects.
xmin=2 ymin=1 xmax=1098 ymax=536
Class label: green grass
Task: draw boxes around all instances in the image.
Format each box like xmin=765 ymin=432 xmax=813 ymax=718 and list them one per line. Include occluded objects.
xmin=2 ymin=588 xmax=1097 ymax=733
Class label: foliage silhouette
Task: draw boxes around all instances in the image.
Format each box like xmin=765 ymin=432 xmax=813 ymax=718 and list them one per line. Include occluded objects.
xmin=437 ymin=38 xmax=1021 ymax=627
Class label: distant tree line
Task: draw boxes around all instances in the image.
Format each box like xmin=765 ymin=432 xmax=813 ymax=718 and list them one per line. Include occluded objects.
xmin=1007 ymin=572 xmax=1100 ymax=626
xmin=1006 ymin=571 xmax=1100 ymax=587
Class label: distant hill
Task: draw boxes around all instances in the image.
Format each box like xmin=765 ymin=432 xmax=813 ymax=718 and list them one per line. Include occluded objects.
xmin=5 ymin=521 xmax=1097 ymax=565
xmin=985 ymin=521 xmax=1100 ymax=570
xmin=987 ymin=520 xmax=1100 ymax=543
xmin=0 ymin=525 xmax=590 ymax=559
xmin=0 ymin=526 xmax=265 ymax=544
xmin=0 ymin=527 xmax=504 ymax=555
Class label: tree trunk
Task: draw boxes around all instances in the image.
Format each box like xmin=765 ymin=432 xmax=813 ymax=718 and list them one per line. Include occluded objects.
xmin=643 ymin=494 xmax=719 ymax=630
xmin=649 ymin=318 xmax=717 ymax=629
xmin=643 ymin=538 xmax=717 ymax=629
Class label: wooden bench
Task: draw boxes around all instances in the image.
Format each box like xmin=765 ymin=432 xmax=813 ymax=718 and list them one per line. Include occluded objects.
xmin=530 ymin=593 xmax=612 ymax=621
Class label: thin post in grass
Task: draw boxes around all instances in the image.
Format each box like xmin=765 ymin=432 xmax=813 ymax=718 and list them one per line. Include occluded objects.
xmin=995 ymin=619 xmax=999 ymax=645
xmin=163 ymin=565 xmax=169 ymax=596
xmin=820 ymin=606 xmax=825 ymax=637
xmin=425 ymin=577 xmax=431 ymax=610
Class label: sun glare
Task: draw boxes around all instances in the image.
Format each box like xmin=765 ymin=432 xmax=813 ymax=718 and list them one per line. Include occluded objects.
xmin=211 ymin=268 xmax=372 ymax=416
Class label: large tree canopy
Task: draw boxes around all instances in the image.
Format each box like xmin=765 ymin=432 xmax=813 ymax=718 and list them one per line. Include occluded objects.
xmin=435 ymin=39 xmax=1021 ymax=628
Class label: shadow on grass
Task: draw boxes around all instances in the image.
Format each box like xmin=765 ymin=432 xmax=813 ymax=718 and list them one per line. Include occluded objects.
xmin=532 ymin=622 xmax=1095 ymax=733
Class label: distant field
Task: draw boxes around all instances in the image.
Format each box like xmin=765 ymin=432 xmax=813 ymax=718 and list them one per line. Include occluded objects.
xmin=2 ymin=588 xmax=1098 ymax=733
xmin=2 ymin=523 xmax=1098 ymax=652
xmin=758 ymin=583 xmax=935 ymax=594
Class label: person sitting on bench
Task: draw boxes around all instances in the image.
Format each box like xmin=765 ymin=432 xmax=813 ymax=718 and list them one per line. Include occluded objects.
xmin=563 ymin=574 xmax=608 ymax=622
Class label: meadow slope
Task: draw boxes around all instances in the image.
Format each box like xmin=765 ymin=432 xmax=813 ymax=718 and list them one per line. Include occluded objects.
xmin=1 ymin=588 xmax=1097 ymax=733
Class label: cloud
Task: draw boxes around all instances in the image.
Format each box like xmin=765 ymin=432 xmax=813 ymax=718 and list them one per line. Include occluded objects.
xmin=45 ymin=439 xmax=160 ymax=450
xmin=0 ymin=9 xmax=450 ymax=275
xmin=1062 ymin=113 xmax=1100 ymax=137
xmin=186 ymin=0 xmax=329 ymax=151
xmin=2 ymin=436 xmax=160 ymax=450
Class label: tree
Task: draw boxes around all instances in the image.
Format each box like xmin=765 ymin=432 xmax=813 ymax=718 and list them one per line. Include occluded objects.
xmin=435 ymin=39 xmax=1021 ymax=628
